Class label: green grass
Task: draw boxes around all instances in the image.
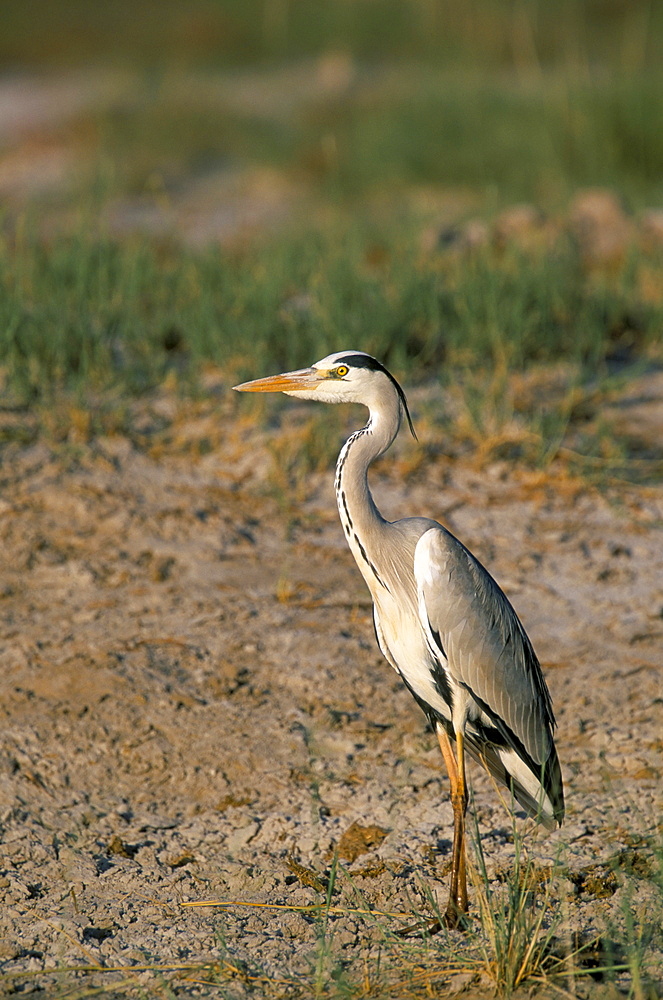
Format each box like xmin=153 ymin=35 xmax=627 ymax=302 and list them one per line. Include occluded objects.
xmin=1 ymin=223 xmax=660 ymax=406
xmin=307 ymin=70 xmax=663 ymax=205
xmin=1 ymin=220 xmax=661 ymax=485
xmin=1 ymin=221 xmax=660 ymax=486
xmin=81 ymin=64 xmax=663 ymax=210
xmin=3 ymin=2 xmax=663 ymax=211
xmin=2 ymin=0 xmax=662 ymax=74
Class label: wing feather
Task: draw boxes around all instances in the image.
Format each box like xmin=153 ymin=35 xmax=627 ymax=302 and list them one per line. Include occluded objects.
xmin=415 ymin=526 xmax=564 ymax=825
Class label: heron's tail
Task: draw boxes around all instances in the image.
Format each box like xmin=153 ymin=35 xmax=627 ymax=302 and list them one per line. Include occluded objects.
xmin=464 ymin=730 xmax=564 ymax=831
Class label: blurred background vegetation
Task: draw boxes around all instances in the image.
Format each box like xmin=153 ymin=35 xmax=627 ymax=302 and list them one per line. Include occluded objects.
xmin=0 ymin=0 xmax=661 ymax=475
xmin=3 ymin=0 xmax=663 ymax=207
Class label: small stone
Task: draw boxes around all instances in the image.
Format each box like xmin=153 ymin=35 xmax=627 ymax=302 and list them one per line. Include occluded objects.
xmin=227 ymin=822 xmax=260 ymax=852
xmin=448 ymin=971 xmax=475 ymax=994
xmin=493 ymin=204 xmax=546 ymax=250
xmin=336 ymin=821 xmax=389 ymax=863
xmin=640 ymin=209 xmax=663 ymax=251
xmin=568 ymin=188 xmax=632 ymax=268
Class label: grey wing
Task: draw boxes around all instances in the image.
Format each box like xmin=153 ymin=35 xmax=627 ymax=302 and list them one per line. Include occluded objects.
xmin=414 ymin=526 xmax=564 ymax=827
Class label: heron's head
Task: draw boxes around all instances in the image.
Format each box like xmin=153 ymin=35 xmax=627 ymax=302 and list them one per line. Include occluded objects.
xmin=233 ymin=351 xmax=415 ymax=435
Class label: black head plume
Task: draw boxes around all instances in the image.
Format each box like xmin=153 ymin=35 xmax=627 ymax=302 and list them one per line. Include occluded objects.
xmin=335 ymin=353 xmax=417 ymax=439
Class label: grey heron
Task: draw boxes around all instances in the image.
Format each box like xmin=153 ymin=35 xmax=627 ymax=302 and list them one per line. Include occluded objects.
xmin=234 ymin=351 xmax=564 ymax=929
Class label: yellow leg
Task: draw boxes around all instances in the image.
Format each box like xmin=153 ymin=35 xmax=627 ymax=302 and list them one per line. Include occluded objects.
xmin=395 ymin=726 xmax=469 ymax=939
xmin=437 ymin=726 xmax=469 ymax=928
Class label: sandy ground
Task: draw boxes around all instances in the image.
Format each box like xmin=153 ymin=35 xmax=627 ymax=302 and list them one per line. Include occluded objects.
xmin=0 ymin=62 xmax=662 ymax=998
xmin=0 ymin=390 xmax=662 ymax=997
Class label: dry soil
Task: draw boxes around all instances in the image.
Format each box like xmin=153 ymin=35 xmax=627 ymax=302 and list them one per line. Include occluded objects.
xmin=0 ymin=393 xmax=662 ymax=997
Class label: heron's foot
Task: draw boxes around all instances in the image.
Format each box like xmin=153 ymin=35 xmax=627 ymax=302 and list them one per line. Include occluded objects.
xmin=443 ymin=900 xmax=470 ymax=931
xmin=395 ymin=918 xmax=443 ymax=938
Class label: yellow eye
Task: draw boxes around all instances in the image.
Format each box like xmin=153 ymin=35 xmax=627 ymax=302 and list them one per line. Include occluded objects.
xmin=336 ymin=365 xmax=349 ymax=378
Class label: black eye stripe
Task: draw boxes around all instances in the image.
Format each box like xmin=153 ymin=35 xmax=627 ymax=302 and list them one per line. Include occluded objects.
xmin=334 ymin=354 xmax=417 ymax=439
xmin=335 ymin=353 xmax=387 ymax=374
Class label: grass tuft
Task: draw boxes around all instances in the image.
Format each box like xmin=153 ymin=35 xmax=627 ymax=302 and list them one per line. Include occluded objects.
xmin=1 ymin=223 xmax=661 ymax=404
xmin=467 ymin=812 xmax=563 ymax=997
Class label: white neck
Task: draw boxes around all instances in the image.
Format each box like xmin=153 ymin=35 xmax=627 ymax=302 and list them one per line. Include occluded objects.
xmin=334 ymin=391 xmax=401 ymax=591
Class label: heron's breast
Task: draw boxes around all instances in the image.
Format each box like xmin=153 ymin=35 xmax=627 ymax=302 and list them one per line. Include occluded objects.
xmin=373 ymin=591 xmax=452 ymax=722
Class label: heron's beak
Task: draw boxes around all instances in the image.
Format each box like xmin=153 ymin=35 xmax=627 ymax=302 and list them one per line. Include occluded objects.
xmin=233 ymin=368 xmax=320 ymax=393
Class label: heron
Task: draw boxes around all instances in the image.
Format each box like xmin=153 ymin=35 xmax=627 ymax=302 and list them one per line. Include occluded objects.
xmin=234 ymin=351 xmax=564 ymax=929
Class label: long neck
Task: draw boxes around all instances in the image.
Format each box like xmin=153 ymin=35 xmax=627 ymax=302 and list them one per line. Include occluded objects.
xmin=334 ymin=398 xmax=400 ymax=587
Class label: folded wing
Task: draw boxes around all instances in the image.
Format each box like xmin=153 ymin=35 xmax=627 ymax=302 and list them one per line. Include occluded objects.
xmin=414 ymin=526 xmax=564 ymax=829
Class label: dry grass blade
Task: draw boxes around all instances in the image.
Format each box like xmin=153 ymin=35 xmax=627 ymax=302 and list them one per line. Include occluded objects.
xmin=180 ymin=898 xmax=416 ymax=921
xmin=45 ymin=979 xmax=146 ymax=1000
xmin=9 ymin=959 xmax=304 ymax=999
xmin=464 ymin=809 xmax=565 ymax=997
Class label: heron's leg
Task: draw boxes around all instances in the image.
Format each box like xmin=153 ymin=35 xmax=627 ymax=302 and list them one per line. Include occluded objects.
xmin=453 ymin=730 xmax=468 ymax=913
xmin=437 ymin=726 xmax=469 ymax=928
xmin=395 ymin=726 xmax=468 ymax=939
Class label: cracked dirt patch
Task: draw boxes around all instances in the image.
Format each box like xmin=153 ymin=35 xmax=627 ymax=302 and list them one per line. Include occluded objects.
xmin=0 ymin=407 xmax=661 ymax=996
